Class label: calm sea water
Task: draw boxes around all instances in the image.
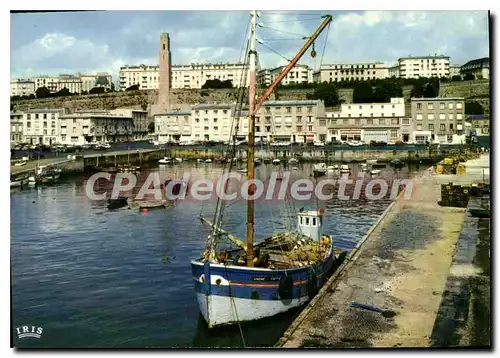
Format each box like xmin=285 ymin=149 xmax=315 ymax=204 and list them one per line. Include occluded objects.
xmin=11 ymin=162 xmax=426 ymax=348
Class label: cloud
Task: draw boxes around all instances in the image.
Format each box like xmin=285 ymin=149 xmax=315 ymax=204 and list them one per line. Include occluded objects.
xmin=10 ymin=10 xmax=489 ymax=82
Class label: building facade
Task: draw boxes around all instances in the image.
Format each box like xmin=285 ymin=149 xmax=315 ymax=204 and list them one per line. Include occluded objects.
xmin=59 ymin=110 xmax=134 ymax=145
xmin=449 ymin=65 xmax=461 ymax=78
xmin=410 ymin=97 xmax=465 ymax=144
xmin=190 ymin=104 xmax=234 ymax=142
xmin=57 ymin=75 xmax=82 ymax=94
xmin=10 ymin=112 xmax=24 ymax=143
xmin=32 ymin=76 xmax=60 ymax=93
xmin=112 ymin=108 xmax=149 ymax=139
xmin=10 ymin=80 xmax=35 ymax=97
xmin=22 ymin=109 xmax=66 ymax=145
xmin=388 ymin=65 xmax=400 ymax=78
xmin=154 ymin=111 xmax=192 ymax=143
xmin=258 ymin=64 xmax=312 ymax=86
xmin=313 ymin=63 xmax=389 ymax=83
xmin=460 ymin=57 xmax=490 ymax=80
xmin=325 ymin=98 xmax=411 ymax=143
xmin=467 ymin=114 xmax=490 ymax=136
xmin=397 ymin=55 xmax=450 ymax=79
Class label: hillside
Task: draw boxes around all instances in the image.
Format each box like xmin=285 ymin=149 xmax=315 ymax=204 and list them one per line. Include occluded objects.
xmin=11 ymin=80 xmax=490 ymax=113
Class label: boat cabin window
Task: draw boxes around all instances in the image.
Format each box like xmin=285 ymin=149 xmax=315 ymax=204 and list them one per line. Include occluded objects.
xmin=305 ymin=217 xmax=309 ymax=226
xmin=299 ymin=216 xmax=303 ymax=225
xmin=312 ymin=217 xmax=317 ymax=226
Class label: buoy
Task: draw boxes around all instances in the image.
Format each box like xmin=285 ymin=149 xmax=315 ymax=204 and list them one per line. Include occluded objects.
xmin=142 ymin=208 xmax=148 ymax=214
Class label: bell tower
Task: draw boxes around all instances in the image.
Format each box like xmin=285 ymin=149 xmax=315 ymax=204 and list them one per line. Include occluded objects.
xmin=158 ymin=33 xmax=171 ymax=111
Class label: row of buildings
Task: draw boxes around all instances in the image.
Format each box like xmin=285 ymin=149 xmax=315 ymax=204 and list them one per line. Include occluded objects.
xmin=10 ymin=73 xmax=113 ymax=97
xmin=11 ymin=95 xmax=487 ymax=147
xmin=118 ymin=55 xmax=488 ymax=90
xmin=153 ymin=96 xmax=474 ymax=146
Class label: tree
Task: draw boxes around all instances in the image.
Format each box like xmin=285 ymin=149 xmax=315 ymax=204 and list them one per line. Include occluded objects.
xmin=148 ymin=122 xmax=155 ymax=133
xmin=28 ymin=94 xmax=35 ymax=99
xmin=201 ymin=79 xmax=233 ymax=89
xmin=53 ymin=88 xmax=72 ymax=97
xmin=126 ymin=84 xmax=140 ymax=91
xmin=373 ymin=81 xmax=403 ymax=102
xmin=36 ymin=86 xmax=51 ymax=99
xmin=110 ymin=82 xmax=115 ymax=92
xmin=352 ymin=82 xmax=374 ymax=103
xmin=10 ymin=102 xmax=14 ymax=111
xmin=81 ymin=90 xmax=88 ymax=95
xmin=463 ymin=73 xmax=475 ymax=81
xmin=423 ymin=84 xmax=437 ymax=98
xmin=451 ymin=75 xmax=462 ymax=82
xmin=89 ymin=87 xmax=105 ymax=94
xmin=465 ymin=101 xmax=484 ymax=115
xmin=307 ymin=82 xmax=339 ymax=107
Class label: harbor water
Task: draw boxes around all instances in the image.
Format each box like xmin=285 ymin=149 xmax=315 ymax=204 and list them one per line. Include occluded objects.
xmin=11 ymin=162 xmax=428 ymax=348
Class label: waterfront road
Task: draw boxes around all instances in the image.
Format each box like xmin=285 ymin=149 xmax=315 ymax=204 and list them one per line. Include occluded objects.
xmin=278 ymin=154 xmax=490 ymax=348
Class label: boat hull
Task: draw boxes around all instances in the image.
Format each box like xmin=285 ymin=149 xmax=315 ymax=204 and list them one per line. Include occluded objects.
xmin=191 ymin=244 xmax=335 ymax=328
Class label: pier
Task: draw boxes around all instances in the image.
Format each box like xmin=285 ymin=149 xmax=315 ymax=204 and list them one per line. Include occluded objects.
xmin=275 ymin=154 xmax=490 ymax=348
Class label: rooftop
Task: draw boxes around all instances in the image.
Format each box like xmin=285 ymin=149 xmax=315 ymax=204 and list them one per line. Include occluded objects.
xmin=262 ymin=100 xmax=321 ymax=107
xmin=192 ymin=104 xmax=234 ymax=110
xmin=398 ymin=55 xmax=449 ymax=61
xmin=410 ymin=97 xmax=465 ymax=102
xmin=461 ymin=57 xmax=490 ymax=70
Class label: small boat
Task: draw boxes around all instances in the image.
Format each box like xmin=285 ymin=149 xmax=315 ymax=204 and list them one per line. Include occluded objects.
xmin=359 ymin=163 xmax=368 ymax=171
xmin=340 ymin=164 xmax=350 ymax=173
xmin=107 ymin=196 xmax=129 ymax=210
xmin=117 ymin=165 xmax=140 ymax=173
xmin=313 ymin=163 xmax=328 ymax=177
xmin=10 ymin=174 xmax=29 ymax=188
xmin=370 ymin=169 xmax=381 ymax=175
xmin=366 ymin=159 xmax=377 ymax=165
xmin=237 ymin=168 xmax=248 ymax=174
xmin=159 ymin=157 xmax=172 ymax=165
xmin=272 ymin=159 xmax=281 ymax=165
xmin=263 ymin=158 xmax=272 ymax=164
xmin=36 ymin=169 xmax=61 ymax=184
xmin=175 ymin=158 xmax=183 ymax=163
xmin=468 ymin=208 xmax=490 ymax=218
xmin=288 ymin=158 xmax=299 ymax=165
xmin=197 ymin=158 xmax=203 ymax=163
xmin=137 ymin=200 xmax=169 ymax=210
xmin=254 ymin=158 xmax=262 ymax=167
xmin=205 ymin=159 xmax=212 ymax=164
xmin=102 ymin=143 xmax=111 ymax=149
xmin=103 ymin=167 xmax=118 ymax=174
xmin=390 ymin=159 xmax=404 ymax=168
xmin=14 ymin=161 xmax=27 ymax=167
xmin=327 ymin=164 xmax=338 ymax=172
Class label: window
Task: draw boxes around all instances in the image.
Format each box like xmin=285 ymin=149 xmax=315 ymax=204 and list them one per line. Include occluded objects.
xmin=307 ymin=107 xmax=313 ymax=114
xmin=286 ymin=107 xmax=291 ymax=114
xmin=204 ymin=118 xmax=209 ymax=123
xmin=296 ymin=116 xmax=302 ymax=123
xmin=428 ymin=114 xmax=435 ymax=120
xmin=448 ymin=114 xmax=454 ymax=120
xmin=214 ymin=126 xmax=218 ymax=131
xmin=73 ymin=119 xmax=76 ymax=124
xmin=305 ymin=217 xmax=309 ymax=226
xmin=299 ymin=216 xmax=303 ymax=225
xmin=265 ymin=107 xmax=271 ymax=114
xmin=308 ymin=125 xmax=313 ymax=131
xmin=348 ymin=114 xmax=351 ymax=117
xmin=417 ymin=124 xmax=423 ymax=131
xmin=381 ymin=113 xmax=384 ymax=117
xmin=440 ymin=124 xmax=445 ymax=131
xmin=367 ymin=119 xmax=373 ymax=125
xmin=359 ymin=106 xmax=362 ymax=109
xmin=355 ymin=118 xmax=360 ymax=125
xmin=43 ymin=122 xmax=47 ymax=128
xmin=402 ymin=118 xmax=410 ymax=125
xmin=428 ymin=124 xmax=434 ymax=130
xmin=449 ymin=123 xmax=454 ymax=130
xmin=427 ymin=103 xmax=434 ymax=110
xmin=391 ymin=118 xmax=399 ymax=125
xmin=416 ymin=114 xmax=423 ymax=120
xmin=312 ymin=217 xmax=317 ymax=226
xmin=457 ymin=114 xmax=463 ymax=120
xmin=204 ymin=126 xmax=209 ymax=131
xmin=440 ymin=103 xmax=445 ymax=109
xmin=35 ymin=114 xmax=39 ymax=119
xmin=448 ymin=103 xmax=454 ymax=109
xmin=256 ymin=126 xmax=261 ymax=132
xmin=391 ymin=129 xmax=398 ymax=138
xmin=348 ymin=106 xmax=351 ymax=109
xmin=43 ymin=114 xmax=47 ymax=119
xmin=456 ymin=103 xmax=463 ymax=109
xmin=343 ymin=119 xmax=348 ymax=125
xmin=392 ymin=113 xmax=395 ymax=117
xmin=439 ymin=113 xmax=446 ymax=120
xmin=417 ymin=103 xmax=422 ymax=110
xmin=213 ymin=118 xmax=218 ymax=123
xmin=195 ymin=118 xmax=199 ymax=123
xmin=296 ymin=126 xmax=302 ymax=132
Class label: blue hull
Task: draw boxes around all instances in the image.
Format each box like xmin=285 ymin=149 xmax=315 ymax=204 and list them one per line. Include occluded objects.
xmin=191 ymin=244 xmax=335 ymax=328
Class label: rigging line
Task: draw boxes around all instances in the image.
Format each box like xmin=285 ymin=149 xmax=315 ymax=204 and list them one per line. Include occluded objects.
xmin=319 ymin=21 xmax=331 ymax=71
xmin=261 ymin=11 xmax=326 ymax=16
xmin=259 ymin=38 xmax=305 ymax=41
xmin=258 ymin=42 xmax=292 ymax=63
xmin=259 ymin=26 xmax=310 ymax=39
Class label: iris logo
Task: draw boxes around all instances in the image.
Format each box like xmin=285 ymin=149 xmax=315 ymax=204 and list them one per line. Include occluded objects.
xmin=15 ymin=325 xmax=43 ymax=339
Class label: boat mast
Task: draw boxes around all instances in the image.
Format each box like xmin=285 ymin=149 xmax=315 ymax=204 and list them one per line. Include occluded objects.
xmin=246 ymin=10 xmax=258 ymax=267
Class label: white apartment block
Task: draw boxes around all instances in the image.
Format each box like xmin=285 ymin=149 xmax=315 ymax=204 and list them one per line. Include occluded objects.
xmin=22 ymin=109 xmax=66 ymax=145
xmin=119 ymin=63 xmax=250 ymax=91
xmin=154 ymin=111 xmax=192 ymax=143
xmin=32 ymin=76 xmax=60 ymax=93
xmin=59 ymin=110 xmax=134 ymax=145
xmin=11 ymin=73 xmax=113 ymax=95
xmin=191 ymin=104 xmax=234 ymax=142
xmin=57 ymin=76 xmax=82 ymax=94
xmin=313 ymin=63 xmax=389 ymax=83
xmin=258 ymin=65 xmax=312 ymax=86
xmin=325 ymin=98 xmax=411 ymax=143
xmin=449 ymin=65 xmax=461 ymax=78
xmin=11 ymin=80 xmax=35 ymax=97
xmin=388 ymin=65 xmax=400 ymax=78
xmin=397 ymin=55 xmax=450 ymax=79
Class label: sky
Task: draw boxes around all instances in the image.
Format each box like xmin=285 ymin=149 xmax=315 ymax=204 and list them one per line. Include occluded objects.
xmin=10 ymin=10 xmax=490 ymax=83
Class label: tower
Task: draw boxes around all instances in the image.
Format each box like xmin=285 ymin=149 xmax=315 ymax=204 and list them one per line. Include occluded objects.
xmin=158 ymin=33 xmax=171 ymax=111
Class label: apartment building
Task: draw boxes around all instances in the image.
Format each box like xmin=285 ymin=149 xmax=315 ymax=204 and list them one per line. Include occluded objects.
xmin=410 ymin=97 xmax=465 ymax=144
xmin=10 ymin=112 xmax=24 ymax=143
xmin=119 ymin=63 xmax=250 ymax=90
xmin=460 ymin=57 xmax=490 ymax=80
xmin=154 ymin=111 xmax=192 ymax=143
xmin=10 ymin=80 xmax=35 ymax=97
xmin=57 ymin=75 xmax=82 ymax=94
xmin=467 ymin=114 xmax=490 ymax=136
xmin=78 ymin=73 xmax=113 ymax=93
xmin=112 ymin=108 xmax=149 ymax=139
xmin=313 ymin=63 xmax=389 ymax=83
xmin=190 ymin=104 xmax=234 ymax=142
xmin=32 ymin=76 xmax=60 ymax=93
xmin=397 ymin=55 xmax=450 ymax=79
xmin=59 ymin=110 xmax=134 ymax=145
xmin=388 ymin=65 xmax=400 ymax=78
xmin=255 ymin=100 xmax=325 ymax=143
xmin=449 ymin=65 xmax=461 ymax=78
xmin=257 ymin=64 xmax=312 ymax=86
xmin=325 ymin=98 xmax=411 ymax=143
xmin=22 ymin=109 xmax=66 ymax=145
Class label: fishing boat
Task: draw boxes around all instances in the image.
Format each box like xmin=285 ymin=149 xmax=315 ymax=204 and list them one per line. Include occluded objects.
xmin=312 ymin=163 xmax=328 ymax=177
xmin=137 ymin=200 xmax=169 ymax=210
xmin=272 ymin=159 xmax=281 ymax=165
xmin=359 ymin=163 xmax=368 ymax=171
xmin=117 ymin=164 xmax=140 ymax=173
xmin=205 ymin=159 xmax=212 ymax=164
xmin=107 ymin=196 xmax=129 ymax=210
xmin=370 ymin=169 xmax=381 ymax=175
xmin=37 ymin=169 xmax=61 ymax=184
xmin=340 ymin=164 xmax=350 ymax=173
xmin=288 ymin=158 xmax=299 ymax=166
xmin=237 ymin=168 xmax=248 ymax=174
xmin=327 ymin=164 xmax=339 ymax=172
xmin=191 ymin=12 xmax=342 ymax=329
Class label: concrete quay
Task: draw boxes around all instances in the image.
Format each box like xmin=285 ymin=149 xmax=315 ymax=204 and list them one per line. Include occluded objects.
xmin=276 ymin=154 xmax=490 ymax=348
xmin=10 ymin=157 xmax=81 ymax=175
